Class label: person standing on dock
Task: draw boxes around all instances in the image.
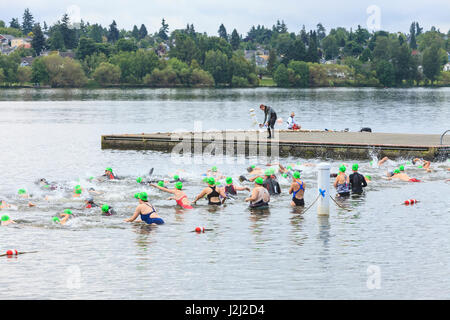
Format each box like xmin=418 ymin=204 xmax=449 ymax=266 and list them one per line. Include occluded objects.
xmin=259 ymin=104 xmax=277 ymax=139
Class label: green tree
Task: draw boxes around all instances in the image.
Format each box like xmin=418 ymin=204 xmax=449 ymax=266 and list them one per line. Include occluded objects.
xmin=273 ymin=63 xmax=290 ymax=87
xmin=17 ymin=66 xmax=32 ymax=83
xmin=376 ymin=59 xmax=395 ymax=87
xmin=306 ymin=31 xmax=319 ymax=62
xmin=169 ymin=33 xmax=200 ymax=64
xmin=218 ymin=24 xmax=228 ymax=41
xmin=93 ymin=62 xmax=121 ymax=85
xmin=9 ymin=18 xmax=20 ymax=29
xmin=316 ymin=23 xmax=326 ymax=42
xmin=89 ymin=24 xmax=104 ymax=42
xmin=77 ymin=37 xmax=98 ymax=60
xmin=283 ymin=39 xmax=306 ymax=63
xmin=31 ymin=23 xmax=46 ymax=56
xmin=287 ymin=60 xmax=309 ymax=87
xmin=131 ymin=25 xmax=139 ymax=39
xmin=40 ymin=54 xmax=87 ymax=87
xmin=230 ymin=29 xmax=240 ymax=50
xmin=267 ymin=49 xmax=277 ymax=74
xmin=422 ymin=44 xmax=441 ymax=84
xmin=138 ymin=24 xmax=148 ymax=40
xmin=49 ymin=29 xmax=65 ymax=50
xmin=203 ymin=50 xmax=230 ymax=85
xmin=31 ymin=57 xmax=50 ymax=84
xmin=159 ymin=19 xmax=169 ymax=41
xmin=116 ymin=38 xmax=137 ymax=52
xmin=22 ymin=8 xmax=34 ymax=34
xmin=190 ymin=68 xmax=215 ymax=87
xmin=322 ymin=35 xmax=339 ymax=59
xmin=0 ymin=68 xmax=5 ymax=83
xmin=108 ymin=20 xmax=120 ymax=43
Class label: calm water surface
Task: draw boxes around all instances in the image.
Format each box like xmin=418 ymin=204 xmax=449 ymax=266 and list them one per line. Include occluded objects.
xmin=0 ymin=88 xmax=449 ymax=299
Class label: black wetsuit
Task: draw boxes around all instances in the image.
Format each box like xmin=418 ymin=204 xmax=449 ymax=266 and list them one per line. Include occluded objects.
xmin=225 ymin=185 xmax=237 ymax=197
xmin=263 ymin=177 xmax=281 ymax=195
xmin=349 ymin=172 xmax=367 ymax=194
xmin=263 ymin=106 xmax=277 ymax=138
xmin=207 ymin=186 xmax=222 ymax=205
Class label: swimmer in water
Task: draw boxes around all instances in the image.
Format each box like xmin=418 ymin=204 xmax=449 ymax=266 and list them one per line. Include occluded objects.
xmin=52 ymin=209 xmax=72 ymax=225
xmin=289 ymin=171 xmax=305 ymax=207
xmin=73 ymin=185 xmax=83 ymax=198
xmin=103 ymin=167 xmax=117 ymax=180
xmin=1 ymin=215 xmax=15 ymax=226
xmin=412 ymin=158 xmax=432 ymax=172
xmin=206 ymin=166 xmax=225 ymax=179
xmin=0 ymin=199 xmax=11 ymax=209
xmin=101 ymin=204 xmax=116 ymax=216
xmin=223 ymin=177 xmax=250 ymax=198
xmin=124 ymin=192 xmax=164 ymax=225
xmin=377 ymin=156 xmax=390 ymax=166
xmin=349 ymin=164 xmax=367 ymax=195
xmin=151 ymin=182 xmax=193 ymax=209
xmin=193 ymin=177 xmax=227 ymax=206
xmin=17 ymin=189 xmax=35 ymax=207
xmin=334 ymin=165 xmax=350 ymax=198
xmin=245 ymin=177 xmax=270 ymax=208
xmin=388 ymin=169 xmax=421 ymax=182
xmin=263 ymin=169 xmax=281 ymax=195
xmin=88 ymin=187 xmax=103 ymax=195
xmin=84 ymin=196 xmax=99 ymax=209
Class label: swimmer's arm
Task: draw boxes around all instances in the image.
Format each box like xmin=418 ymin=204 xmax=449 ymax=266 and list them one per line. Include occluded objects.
xmin=193 ymin=189 xmax=207 ymax=204
xmin=151 ymin=184 xmax=175 ymax=194
xmin=235 ymin=186 xmax=250 ymax=192
xmin=245 ymin=189 xmax=258 ymax=202
xmin=219 ymin=189 xmax=227 ymax=203
xmin=124 ymin=207 xmax=140 ymax=222
xmin=288 ymin=183 xmax=294 ymax=194
xmin=333 ymin=177 xmax=338 ymax=188
xmin=60 ymin=214 xmax=70 ymax=225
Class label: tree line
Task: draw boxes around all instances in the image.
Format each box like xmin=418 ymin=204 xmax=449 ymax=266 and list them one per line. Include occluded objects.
xmin=0 ymin=8 xmax=449 ymax=88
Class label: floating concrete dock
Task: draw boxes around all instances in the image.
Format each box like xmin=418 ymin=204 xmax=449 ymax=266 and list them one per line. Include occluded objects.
xmin=101 ymin=130 xmax=450 ymax=160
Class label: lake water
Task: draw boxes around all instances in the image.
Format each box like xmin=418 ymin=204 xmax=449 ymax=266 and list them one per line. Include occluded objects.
xmin=0 ymin=87 xmax=449 ymax=299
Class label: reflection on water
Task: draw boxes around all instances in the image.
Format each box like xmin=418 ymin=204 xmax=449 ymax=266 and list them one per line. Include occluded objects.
xmin=0 ymin=88 xmax=449 ymax=299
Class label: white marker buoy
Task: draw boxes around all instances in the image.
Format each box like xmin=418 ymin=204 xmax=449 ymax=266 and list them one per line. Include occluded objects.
xmin=317 ymin=163 xmax=330 ymax=216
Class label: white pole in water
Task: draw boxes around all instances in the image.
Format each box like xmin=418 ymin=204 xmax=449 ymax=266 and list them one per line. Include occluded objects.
xmin=317 ymin=163 xmax=330 ymax=216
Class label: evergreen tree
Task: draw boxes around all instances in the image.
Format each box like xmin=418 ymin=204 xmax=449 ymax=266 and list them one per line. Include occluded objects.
xmin=230 ymin=29 xmax=240 ymax=50
xmin=218 ymin=24 xmax=228 ymax=41
xmin=10 ymin=18 xmax=20 ymax=29
xmin=409 ymin=22 xmax=417 ymax=49
xmin=158 ymin=18 xmax=169 ymax=41
xmin=267 ymin=49 xmax=277 ymax=74
xmin=279 ymin=20 xmax=288 ymax=33
xmin=306 ymin=31 xmax=319 ymax=62
xmin=317 ymin=23 xmax=326 ymax=42
xmin=60 ymin=14 xmax=77 ymax=49
xmin=422 ymin=44 xmax=441 ymax=84
xmin=22 ymin=8 xmax=34 ymax=34
xmin=415 ymin=22 xmax=423 ymax=36
xmin=49 ymin=29 xmax=65 ymax=50
xmin=300 ymin=25 xmax=308 ymax=45
xmin=283 ymin=39 xmax=306 ymax=63
xmin=31 ymin=23 xmax=46 ymax=56
xmin=108 ymin=20 xmax=120 ymax=43
xmin=43 ymin=21 xmax=48 ymax=34
xmin=138 ymin=24 xmax=148 ymax=40
xmin=131 ymin=25 xmax=139 ymax=39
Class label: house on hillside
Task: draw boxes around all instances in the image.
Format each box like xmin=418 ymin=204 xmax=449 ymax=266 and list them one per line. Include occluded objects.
xmin=11 ymin=37 xmax=32 ymax=49
xmin=443 ymin=62 xmax=450 ymax=72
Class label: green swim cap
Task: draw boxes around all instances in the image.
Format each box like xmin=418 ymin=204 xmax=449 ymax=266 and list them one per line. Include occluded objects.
xmin=296 ymin=162 xmax=301 ymax=165
xmin=105 ymin=167 xmax=112 ymax=172
xmin=18 ymin=189 xmax=26 ymax=195
xmin=287 ymin=165 xmax=293 ymax=170
xmin=175 ymin=182 xmax=183 ymax=190
xmin=173 ymin=175 xmax=179 ymax=180
xmin=74 ymin=187 xmax=82 ymax=194
xmin=101 ymin=204 xmax=110 ymax=213
xmin=63 ymin=209 xmax=72 ymax=215
xmin=251 ymin=165 xmax=256 ymax=169
xmin=211 ymin=166 xmax=217 ymax=172
xmin=255 ymin=177 xmax=264 ymax=185
xmin=370 ymin=161 xmax=374 ymax=165
xmin=406 ymin=161 xmax=411 ymax=165
xmin=1 ymin=215 xmax=10 ymax=221
xmin=339 ymin=165 xmax=346 ymax=173
xmin=264 ymin=170 xmax=271 ymax=176
xmin=138 ymin=192 xmax=148 ymax=202
xmin=207 ymin=177 xmax=215 ymax=185
xmin=89 ymin=176 xmax=94 ymax=181
xmin=136 ymin=177 xmax=143 ymax=183
xmin=352 ymin=164 xmax=359 ymax=171
xmin=282 ymin=173 xmax=288 ymax=178
xmin=418 ymin=165 xmax=423 ymax=169
xmin=365 ymin=175 xmax=372 ymax=181
xmin=293 ymin=171 xmax=301 ymax=179
xmin=399 ymin=165 xmax=405 ymax=171
xmin=393 ymin=169 xmax=400 ymax=174
xmin=52 ymin=216 xmax=60 ymax=223
xmin=157 ymin=181 xmax=165 ymax=187
xmin=226 ymin=177 xmax=233 ymax=185
xmin=134 ymin=193 xmax=140 ymax=199
xmin=202 ymin=177 xmax=208 ymax=183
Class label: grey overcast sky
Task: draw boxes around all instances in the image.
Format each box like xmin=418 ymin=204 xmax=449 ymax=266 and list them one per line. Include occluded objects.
xmin=1 ymin=0 xmax=449 ymax=35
